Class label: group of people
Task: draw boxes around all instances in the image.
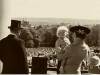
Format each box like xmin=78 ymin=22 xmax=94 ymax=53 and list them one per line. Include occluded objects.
xmin=0 ymin=20 xmax=100 ymax=74
xmin=55 ymin=25 xmax=100 ymax=74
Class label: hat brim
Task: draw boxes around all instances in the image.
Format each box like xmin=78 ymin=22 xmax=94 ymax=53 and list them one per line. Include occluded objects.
xmin=70 ymin=26 xmax=90 ymax=34
xmin=8 ymin=26 xmax=24 ymax=29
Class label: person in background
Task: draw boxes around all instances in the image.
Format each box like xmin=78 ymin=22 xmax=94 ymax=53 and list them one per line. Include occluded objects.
xmin=55 ymin=26 xmax=71 ymax=74
xmin=60 ymin=25 xmax=90 ymax=74
xmin=88 ymin=55 xmax=100 ymax=74
xmin=0 ymin=20 xmax=29 ymax=74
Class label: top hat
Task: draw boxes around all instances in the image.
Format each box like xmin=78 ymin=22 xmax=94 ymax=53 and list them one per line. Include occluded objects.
xmin=70 ymin=25 xmax=90 ymax=34
xmin=8 ymin=20 xmax=23 ymax=29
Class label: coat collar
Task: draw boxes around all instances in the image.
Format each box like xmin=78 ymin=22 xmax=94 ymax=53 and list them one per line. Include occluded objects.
xmin=8 ymin=34 xmax=18 ymax=38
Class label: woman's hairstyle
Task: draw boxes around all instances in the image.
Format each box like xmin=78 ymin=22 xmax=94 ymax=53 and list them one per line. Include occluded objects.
xmin=56 ymin=26 xmax=69 ymax=37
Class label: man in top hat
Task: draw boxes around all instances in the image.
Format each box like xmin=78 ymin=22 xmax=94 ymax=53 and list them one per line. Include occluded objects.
xmin=60 ymin=25 xmax=91 ymax=74
xmin=0 ymin=20 xmax=29 ymax=74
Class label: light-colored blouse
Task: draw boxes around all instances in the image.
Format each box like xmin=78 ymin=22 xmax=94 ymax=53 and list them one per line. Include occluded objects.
xmin=55 ymin=37 xmax=70 ymax=61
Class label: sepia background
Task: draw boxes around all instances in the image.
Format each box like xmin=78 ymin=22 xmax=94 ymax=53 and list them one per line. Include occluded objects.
xmin=0 ymin=0 xmax=100 ymax=74
xmin=1 ymin=0 xmax=100 ymax=39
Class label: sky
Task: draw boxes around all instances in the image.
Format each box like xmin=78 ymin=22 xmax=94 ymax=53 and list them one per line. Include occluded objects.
xmin=2 ymin=0 xmax=100 ymax=19
xmin=1 ymin=0 xmax=100 ymax=39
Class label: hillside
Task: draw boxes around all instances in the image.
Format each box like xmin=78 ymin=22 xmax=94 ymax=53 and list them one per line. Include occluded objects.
xmin=13 ymin=18 xmax=100 ymax=25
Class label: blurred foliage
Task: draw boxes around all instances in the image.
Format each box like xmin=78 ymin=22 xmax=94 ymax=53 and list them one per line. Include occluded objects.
xmin=20 ymin=20 xmax=100 ymax=48
xmin=19 ymin=29 xmax=34 ymax=48
xmin=85 ymin=25 xmax=100 ymax=47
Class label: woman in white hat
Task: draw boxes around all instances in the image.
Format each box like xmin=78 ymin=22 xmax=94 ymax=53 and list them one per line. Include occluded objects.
xmin=55 ymin=26 xmax=71 ymax=74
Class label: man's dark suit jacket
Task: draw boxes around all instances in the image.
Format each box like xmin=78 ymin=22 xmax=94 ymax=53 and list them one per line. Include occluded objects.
xmin=0 ymin=34 xmax=29 ymax=74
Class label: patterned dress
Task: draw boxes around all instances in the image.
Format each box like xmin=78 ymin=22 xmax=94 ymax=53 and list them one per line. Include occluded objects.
xmin=55 ymin=37 xmax=71 ymax=61
xmin=55 ymin=37 xmax=70 ymax=73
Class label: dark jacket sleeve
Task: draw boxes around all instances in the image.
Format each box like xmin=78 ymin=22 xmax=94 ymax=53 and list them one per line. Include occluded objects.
xmin=0 ymin=40 xmax=4 ymax=61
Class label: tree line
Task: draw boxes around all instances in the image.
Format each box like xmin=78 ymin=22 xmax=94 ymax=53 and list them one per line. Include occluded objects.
xmin=19 ymin=20 xmax=100 ymax=48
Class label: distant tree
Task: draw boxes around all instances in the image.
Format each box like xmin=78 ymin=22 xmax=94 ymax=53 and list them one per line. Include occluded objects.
xmin=38 ymin=27 xmax=58 ymax=47
xmin=49 ymin=27 xmax=58 ymax=47
xmin=49 ymin=27 xmax=57 ymax=36
xmin=19 ymin=29 xmax=34 ymax=48
xmin=43 ymin=31 xmax=52 ymax=43
xmin=85 ymin=25 xmax=99 ymax=47
xmin=29 ymin=28 xmax=40 ymax=48
xmin=39 ymin=30 xmax=51 ymax=47
xmin=21 ymin=20 xmax=30 ymax=27
xmin=36 ymin=25 xmax=42 ymax=30
xmin=29 ymin=28 xmax=37 ymax=38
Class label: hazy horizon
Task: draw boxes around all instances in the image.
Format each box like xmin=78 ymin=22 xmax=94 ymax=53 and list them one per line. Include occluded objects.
xmin=13 ymin=17 xmax=100 ymax=25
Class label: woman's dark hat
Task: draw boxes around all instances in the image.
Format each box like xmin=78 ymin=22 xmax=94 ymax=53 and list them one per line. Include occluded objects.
xmin=70 ymin=25 xmax=91 ymax=34
xmin=8 ymin=20 xmax=23 ymax=29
